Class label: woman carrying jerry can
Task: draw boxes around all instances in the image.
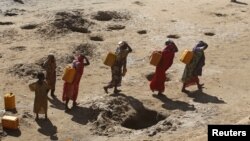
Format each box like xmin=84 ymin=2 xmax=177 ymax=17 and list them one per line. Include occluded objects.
xmin=104 ymin=41 xmax=132 ymax=94
xmin=62 ymin=53 xmax=90 ymax=111
xmin=150 ymin=40 xmax=178 ymax=95
xmin=181 ymin=41 xmax=208 ymax=93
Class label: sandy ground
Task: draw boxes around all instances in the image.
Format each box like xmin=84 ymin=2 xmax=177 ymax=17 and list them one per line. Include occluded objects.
xmin=0 ymin=0 xmax=250 ymax=141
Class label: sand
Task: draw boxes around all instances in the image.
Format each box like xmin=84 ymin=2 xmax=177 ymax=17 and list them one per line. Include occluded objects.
xmin=0 ymin=0 xmax=250 ymax=141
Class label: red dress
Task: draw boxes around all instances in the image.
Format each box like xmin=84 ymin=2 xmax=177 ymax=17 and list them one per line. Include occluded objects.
xmin=62 ymin=56 xmax=84 ymax=102
xmin=150 ymin=45 xmax=176 ymax=93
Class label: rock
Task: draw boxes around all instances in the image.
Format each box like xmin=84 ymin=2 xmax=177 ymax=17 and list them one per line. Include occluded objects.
xmin=204 ymin=32 xmax=215 ymax=36
xmin=0 ymin=22 xmax=14 ymax=25
xmin=148 ymin=130 xmax=157 ymax=136
xmin=89 ymin=35 xmax=104 ymax=41
xmin=91 ymin=10 xmax=130 ymax=21
xmin=9 ymin=46 xmax=26 ymax=51
xmin=133 ymin=1 xmax=145 ymax=6
xmin=107 ymin=24 xmax=125 ymax=30
xmin=167 ymin=34 xmax=180 ymax=39
xmin=92 ymin=11 xmax=113 ymax=21
xmin=137 ymin=30 xmax=147 ymax=34
xmin=20 ymin=23 xmax=38 ymax=30
xmin=4 ymin=12 xmax=18 ymax=16
xmin=14 ymin=0 xmax=24 ymax=4
xmin=4 ymin=9 xmax=25 ymax=17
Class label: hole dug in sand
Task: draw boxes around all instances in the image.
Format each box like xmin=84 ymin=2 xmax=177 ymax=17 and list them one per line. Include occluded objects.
xmin=121 ymin=109 xmax=166 ymax=130
xmin=88 ymin=94 xmax=167 ymax=136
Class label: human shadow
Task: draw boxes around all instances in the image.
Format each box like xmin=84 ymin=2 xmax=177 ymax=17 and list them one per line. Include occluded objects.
xmin=185 ymin=89 xmax=225 ymax=104
xmin=3 ymin=129 xmax=21 ymax=137
xmin=36 ymin=119 xmax=58 ymax=140
xmin=67 ymin=105 xmax=100 ymax=125
xmin=232 ymin=1 xmax=248 ymax=5
xmin=152 ymin=94 xmax=196 ymax=111
xmin=5 ymin=109 xmax=17 ymax=114
xmin=48 ymin=96 xmax=65 ymax=110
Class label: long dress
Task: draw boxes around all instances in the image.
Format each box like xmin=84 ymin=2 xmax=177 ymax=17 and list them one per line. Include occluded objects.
xmin=71 ymin=59 xmax=84 ymax=101
xmin=43 ymin=60 xmax=56 ymax=90
xmin=29 ymin=81 xmax=49 ymax=114
xmin=181 ymin=46 xmax=206 ymax=87
xmin=62 ymin=57 xmax=84 ymax=102
xmin=150 ymin=45 xmax=176 ymax=93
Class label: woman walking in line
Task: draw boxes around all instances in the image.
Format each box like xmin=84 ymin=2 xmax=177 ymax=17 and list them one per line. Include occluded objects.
xmin=104 ymin=41 xmax=132 ymax=94
xmin=150 ymin=40 xmax=178 ymax=95
xmin=181 ymin=41 xmax=208 ymax=93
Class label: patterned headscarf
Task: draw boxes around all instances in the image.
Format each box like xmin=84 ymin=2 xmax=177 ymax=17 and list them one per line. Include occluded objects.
xmin=193 ymin=41 xmax=208 ymax=52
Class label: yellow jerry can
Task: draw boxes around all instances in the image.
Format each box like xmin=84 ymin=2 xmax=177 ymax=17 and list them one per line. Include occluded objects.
xmin=150 ymin=51 xmax=162 ymax=66
xmin=62 ymin=65 xmax=76 ymax=83
xmin=4 ymin=93 xmax=16 ymax=110
xmin=104 ymin=52 xmax=116 ymax=67
xmin=180 ymin=49 xmax=193 ymax=64
xmin=2 ymin=115 xmax=19 ymax=129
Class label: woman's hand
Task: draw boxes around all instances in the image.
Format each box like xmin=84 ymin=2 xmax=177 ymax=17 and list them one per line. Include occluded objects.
xmin=84 ymin=56 xmax=90 ymax=66
xmin=122 ymin=68 xmax=127 ymax=77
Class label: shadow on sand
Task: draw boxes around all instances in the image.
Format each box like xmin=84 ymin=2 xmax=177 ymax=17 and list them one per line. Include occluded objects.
xmin=67 ymin=106 xmax=100 ymax=125
xmin=48 ymin=96 xmax=65 ymax=110
xmin=185 ymin=89 xmax=225 ymax=104
xmin=3 ymin=128 xmax=21 ymax=137
xmin=152 ymin=94 xmax=196 ymax=111
xmin=36 ymin=119 xmax=58 ymax=140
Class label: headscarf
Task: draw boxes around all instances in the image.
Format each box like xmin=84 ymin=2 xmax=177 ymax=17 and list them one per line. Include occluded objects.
xmin=193 ymin=41 xmax=208 ymax=52
xmin=164 ymin=40 xmax=178 ymax=52
xmin=47 ymin=53 xmax=55 ymax=62
xmin=77 ymin=54 xmax=84 ymax=63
